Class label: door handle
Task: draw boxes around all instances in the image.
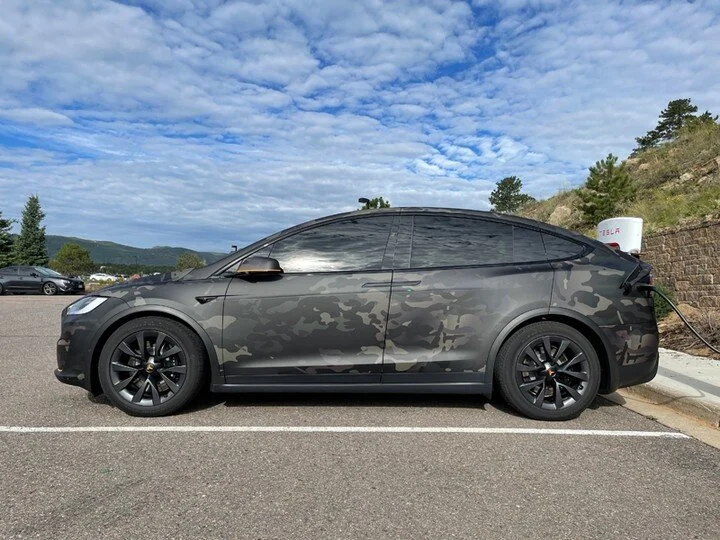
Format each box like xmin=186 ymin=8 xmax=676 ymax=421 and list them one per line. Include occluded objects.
xmin=392 ymin=280 xmax=421 ymax=286
xmin=195 ymin=295 xmax=222 ymax=304
xmin=362 ymin=281 xmax=393 ymax=288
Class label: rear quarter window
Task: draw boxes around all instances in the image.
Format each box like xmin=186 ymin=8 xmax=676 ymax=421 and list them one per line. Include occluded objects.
xmin=542 ymin=233 xmax=586 ymax=260
xmin=513 ymin=227 xmax=546 ymax=263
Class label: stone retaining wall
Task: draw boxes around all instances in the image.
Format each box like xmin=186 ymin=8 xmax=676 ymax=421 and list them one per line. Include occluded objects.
xmin=642 ymin=220 xmax=720 ymax=308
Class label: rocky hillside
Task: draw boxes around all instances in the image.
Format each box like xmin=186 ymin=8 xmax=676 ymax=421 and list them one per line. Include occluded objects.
xmin=520 ymin=122 xmax=720 ymax=235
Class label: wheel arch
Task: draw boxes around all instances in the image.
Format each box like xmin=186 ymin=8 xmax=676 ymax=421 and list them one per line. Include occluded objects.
xmin=87 ymin=306 xmax=222 ymax=395
xmin=485 ymin=308 xmax=618 ymax=394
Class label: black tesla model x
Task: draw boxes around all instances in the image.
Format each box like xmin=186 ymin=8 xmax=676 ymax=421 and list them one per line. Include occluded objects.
xmin=55 ymin=208 xmax=658 ymax=420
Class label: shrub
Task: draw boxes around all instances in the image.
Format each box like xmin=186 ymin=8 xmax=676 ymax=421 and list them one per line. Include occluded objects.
xmin=653 ymin=283 xmax=676 ymax=320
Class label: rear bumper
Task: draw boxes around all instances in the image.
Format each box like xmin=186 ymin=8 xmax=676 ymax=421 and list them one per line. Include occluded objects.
xmin=599 ymin=321 xmax=660 ymax=393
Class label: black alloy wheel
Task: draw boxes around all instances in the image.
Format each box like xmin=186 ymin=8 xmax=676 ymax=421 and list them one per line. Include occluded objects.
xmin=99 ymin=317 xmax=206 ymax=416
xmin=42 ymin=282 xmax=57 ymax=295
xmin=496 ymin=322 xmax=601 ymax=421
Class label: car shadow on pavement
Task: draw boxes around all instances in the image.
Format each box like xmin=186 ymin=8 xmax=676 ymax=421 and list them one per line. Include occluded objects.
xmin=197 ymin=391 xmax=494 ymax=412
xmin=87 ymin=389 xmax=618 ymax=419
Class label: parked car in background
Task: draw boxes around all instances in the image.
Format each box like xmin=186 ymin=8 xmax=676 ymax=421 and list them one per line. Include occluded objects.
xmin=89 ymin=272 xmax=119 ymax=282
xmin=0 ymin=266 xmax=85 ymax=295
xmin=55 ymin=208 xmax=659 ymax=420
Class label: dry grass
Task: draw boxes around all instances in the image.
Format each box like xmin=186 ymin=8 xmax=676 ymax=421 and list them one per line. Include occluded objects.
xmin=658 ymin=304 xmax=720 ymax=360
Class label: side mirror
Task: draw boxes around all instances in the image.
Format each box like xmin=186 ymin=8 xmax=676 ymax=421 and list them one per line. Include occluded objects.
xmin=234 ymin=256 xmax=283 ymax=275
xmin=30 ymin=272 xmax=39 ymax=277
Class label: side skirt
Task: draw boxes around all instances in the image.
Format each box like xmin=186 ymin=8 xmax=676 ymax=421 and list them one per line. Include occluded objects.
xmin=211 ymin=382 xmax=492 ymax=395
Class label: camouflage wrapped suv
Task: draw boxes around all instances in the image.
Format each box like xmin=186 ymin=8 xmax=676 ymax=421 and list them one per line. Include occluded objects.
xmin=55 ymin=208 xmax=658 ymax=420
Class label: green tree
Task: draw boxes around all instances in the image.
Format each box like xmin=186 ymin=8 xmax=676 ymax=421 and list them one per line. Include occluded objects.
xmin=12 ymin=195 xmax=48 ymax=266
xmin=50 ymin=243 xmax=95 ymax=276
xmin=0 ymin=210 xmax=14 ymax=268
xmin=578 ymin=154 xmax=636 ymax=225
xmin=176 ymin=252 xmax=205 ymax=270
xmin=488 ymin=176 xmax=535 ymax=213
xmin=359 ymin=197 xmax=391 ymax=210
xmin=634 ymin=98 xmax=716 ymax=152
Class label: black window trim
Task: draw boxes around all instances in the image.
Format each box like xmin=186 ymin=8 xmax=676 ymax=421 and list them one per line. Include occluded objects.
xmin=212 ymin=211 xmax=591 ymax=276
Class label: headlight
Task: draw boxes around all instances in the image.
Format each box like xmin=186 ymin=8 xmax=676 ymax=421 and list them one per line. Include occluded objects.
xmin=66 ymin=296 xmax=108 ymax=316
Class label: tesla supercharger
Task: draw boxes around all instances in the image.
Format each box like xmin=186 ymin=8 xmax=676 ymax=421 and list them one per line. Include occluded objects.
xmin=596 ymin=217 xmax=643 ymax=255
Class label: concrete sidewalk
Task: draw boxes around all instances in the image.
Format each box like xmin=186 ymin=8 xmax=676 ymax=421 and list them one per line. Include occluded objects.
xmin=617 ymin=348 xmax=720 ymax=428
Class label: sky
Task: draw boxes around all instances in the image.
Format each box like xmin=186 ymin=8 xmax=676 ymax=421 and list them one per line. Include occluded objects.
xmin=1 ymin=0 xmax=719 ymax=252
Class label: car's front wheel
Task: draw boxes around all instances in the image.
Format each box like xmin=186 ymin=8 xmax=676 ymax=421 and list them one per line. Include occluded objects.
xmin=98 ymin=317 xmax=207 ymax=417
xmin=42 ymin=282 xmax=57 ymax=295
xmin=495 ymin=322 xmax=601 ymax=421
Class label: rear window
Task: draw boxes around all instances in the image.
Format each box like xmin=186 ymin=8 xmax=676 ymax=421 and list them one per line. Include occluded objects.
xmin=542 ymin=233 xmax=586 ymax=260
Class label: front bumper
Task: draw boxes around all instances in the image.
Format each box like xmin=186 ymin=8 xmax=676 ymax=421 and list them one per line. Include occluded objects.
xmin=57 ymin=280 xmax=85 ymax=294
xmin=55 ymin=296 xmax=128 ymax=393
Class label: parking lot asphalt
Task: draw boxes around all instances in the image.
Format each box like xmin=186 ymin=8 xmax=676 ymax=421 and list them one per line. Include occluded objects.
xmin=1 ymin=296 xmax=719 ymax=539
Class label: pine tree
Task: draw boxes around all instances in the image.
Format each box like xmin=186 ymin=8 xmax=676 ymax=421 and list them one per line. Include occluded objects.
xmin=0 ymin=210 xmax=14 ymax=268
xmin=489 ymin=176 xmax=535 ymax=213
xmin=634 ymin=98 xmax=715 ymax=152
xmin=13 ymin=195 xmax=49 ymax=266
xmin=578 ymin=154 xmax=635 ymax=225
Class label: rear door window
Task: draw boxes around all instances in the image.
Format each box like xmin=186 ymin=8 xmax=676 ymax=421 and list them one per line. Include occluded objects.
xmin=410 ymin=215 xmax=514 ymax=268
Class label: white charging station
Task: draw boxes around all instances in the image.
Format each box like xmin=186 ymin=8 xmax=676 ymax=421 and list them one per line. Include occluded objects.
xmin=596 ymin=217 xmax=643 ymax=254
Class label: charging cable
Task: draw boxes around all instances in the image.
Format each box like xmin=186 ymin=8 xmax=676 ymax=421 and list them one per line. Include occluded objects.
xmin=638 ymin=284 xmax=720 ymax=355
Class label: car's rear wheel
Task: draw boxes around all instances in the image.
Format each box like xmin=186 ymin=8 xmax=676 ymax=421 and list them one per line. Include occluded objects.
xmin=495 ymin=322 xmax=601 ymax=421
xmin=42 ymin=282 xmax=57 ymax=295
xmin=98 ymin=317 xmax=207 ymax=417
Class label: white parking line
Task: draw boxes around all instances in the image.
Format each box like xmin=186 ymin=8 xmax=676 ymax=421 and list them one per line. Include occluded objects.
xmin=0 ymin=426 xmax=689 ymax=438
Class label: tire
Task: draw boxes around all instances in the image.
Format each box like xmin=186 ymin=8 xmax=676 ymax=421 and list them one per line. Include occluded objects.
xmin=0 ymin=283 xmax=4 ymax=295
xmin=42 ymin=282 xmax=58 ymax=295
xmin=495 ymin=322 xmax=601 ymax=421
xmin=98 ymin=317 xmax=207 ymax=417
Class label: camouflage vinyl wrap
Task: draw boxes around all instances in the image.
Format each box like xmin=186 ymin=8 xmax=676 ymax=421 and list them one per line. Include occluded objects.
xmin=384 ymin=264 xmax=552 ymax=380
xmin=551 ymin=250 xmax=658 ymax=368
xmin=57 ymin=207 xmax=659 ymax=395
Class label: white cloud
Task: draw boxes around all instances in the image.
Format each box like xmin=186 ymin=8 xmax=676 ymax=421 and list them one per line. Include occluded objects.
xmin=0 ymin=108 xmax=73 ymax=125
xmin=0 ymin=0 xmax=718 ymax=251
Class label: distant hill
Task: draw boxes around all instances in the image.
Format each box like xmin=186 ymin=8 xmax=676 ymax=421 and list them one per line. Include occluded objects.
xmin=45 ymin=235 xmax=227 ymax=266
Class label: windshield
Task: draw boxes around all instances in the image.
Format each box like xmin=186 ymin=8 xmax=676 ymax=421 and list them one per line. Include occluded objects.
xmin=35 ymin=267 xmax=64 ymax=277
